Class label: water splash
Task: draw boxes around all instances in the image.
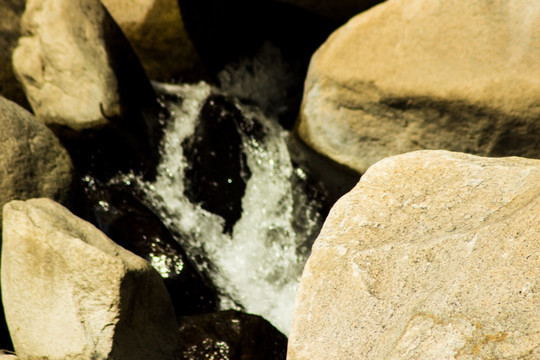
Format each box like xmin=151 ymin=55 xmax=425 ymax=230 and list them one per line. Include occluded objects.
xmin=140 ymin=81 xmax=320 ymax=334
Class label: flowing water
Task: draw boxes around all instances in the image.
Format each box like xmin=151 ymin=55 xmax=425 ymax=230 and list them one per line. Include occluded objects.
xmin=132 ymin=80 xmax=323 ymax=335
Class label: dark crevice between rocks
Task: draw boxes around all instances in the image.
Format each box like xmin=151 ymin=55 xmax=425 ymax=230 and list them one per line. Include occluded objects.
xmin=0 ymin=295 xmax=13 ymax=352
xmin=177 ymin=0 xmax=340 ymax=129
xmin=288 ymin=133 xmax=361 ymax=257
xmin=177 ymin=0 xmax=338 ymax=74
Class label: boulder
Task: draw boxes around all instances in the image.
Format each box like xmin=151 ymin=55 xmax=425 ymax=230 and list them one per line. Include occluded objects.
xmin=178 ymin=310 xmax=287 ymax=360
xmin=13 ymin=0 xmax=160 ymax=133
xmin=297 ymin=0 xmax=540 ymax=174
xmin=288 ymin=150 xmax=540 ymax=359
xmin=182 ymin=94 xmax=252 ymax=234
xmin=100 ymin=0 xmax=201 ymax=81
xmin=0 ymin=96 xmax=72 ymax=226
xmin=1 ymin=198 xmax=179 ymax=360
xmin=0 ymin=0 xmax=30 ymax=110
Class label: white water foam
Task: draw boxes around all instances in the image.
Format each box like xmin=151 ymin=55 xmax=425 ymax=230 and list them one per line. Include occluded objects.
xmin=142 ymin=81 xmax=317 ymax=334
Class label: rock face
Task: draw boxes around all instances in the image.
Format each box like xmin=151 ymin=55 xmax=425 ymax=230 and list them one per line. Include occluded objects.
xmin=297 ymin=0 xmax=540 ymax=174
xmin=1 ymin=198 xmax=179 ymax=360
xmin=13 ymin=0 xmax=159 ymax=132
xmin=101 ymin=0 xmax=200 ymax=81
xmin=0 ymin=0 xmax=30 ymax=110
xmin=288 ymin=150 xmax=540 ymax=359
xmin=0 ymin=96 xmax=72 ymax=226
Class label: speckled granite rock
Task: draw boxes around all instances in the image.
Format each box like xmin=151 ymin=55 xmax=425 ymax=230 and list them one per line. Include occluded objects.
xmin=288 ymin=150 xmax=540 ymax=359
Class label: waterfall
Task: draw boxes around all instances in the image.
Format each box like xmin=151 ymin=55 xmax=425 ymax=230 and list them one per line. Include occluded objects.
xmin=134 ymin=81 xmax=323 ymax=335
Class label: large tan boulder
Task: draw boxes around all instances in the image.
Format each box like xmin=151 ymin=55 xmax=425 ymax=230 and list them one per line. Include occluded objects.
xmin=1 ymin=198 xmax=180 ymax=360
xmin=0 ymin=96 xmax=72 ymax=226
xmin=101 ymin=0 xmax=200 ymax=81
xmin=0 ymin=0 xmax=30 ymax=110
xmin=297 ymin=0 xmax=540 ymax=174
xmin=13 ymin=0 xmax=158 ymax=131
xmin=288 ymin=150 xmax=540 ymax=359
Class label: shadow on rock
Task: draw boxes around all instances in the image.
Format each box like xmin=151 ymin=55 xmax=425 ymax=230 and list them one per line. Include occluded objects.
xmin=77 ymin=176 xmax=220 ymax=317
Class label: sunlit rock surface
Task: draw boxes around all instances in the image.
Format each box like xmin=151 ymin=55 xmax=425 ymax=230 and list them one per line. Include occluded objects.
xmin=0 ymin=352 xmax=17 ymax=360
xmin=297 ymin=0 xmax=540 ymax=174
xmin=0 ymin=92 xmax=72 ymax=352
xmin=1 ymin=198 xmax=179 ymax=360
xmin=288 ymin=150 xmax=540 ymax=359
xmin=101 ymin=0 xmax=201 ymax=81
xmin=13 ymin=0 xmax=159 ymax=133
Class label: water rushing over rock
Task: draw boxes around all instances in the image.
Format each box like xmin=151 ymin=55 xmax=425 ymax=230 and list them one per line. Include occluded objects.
xmin=139 ymin=81 xmax=324 ymax=334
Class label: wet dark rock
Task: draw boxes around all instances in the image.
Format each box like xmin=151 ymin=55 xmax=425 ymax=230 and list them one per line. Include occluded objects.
xmin=78 ymin=177 xmax=219 ymax=317
xmin=178 ymin=310 xmax=287 ymax=360
xmin=182 ymin=94 xmax=252 ymax=234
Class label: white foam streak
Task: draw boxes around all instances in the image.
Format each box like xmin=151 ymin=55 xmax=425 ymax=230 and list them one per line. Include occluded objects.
xmin=144 ymin=82 xmax=309 ymax=334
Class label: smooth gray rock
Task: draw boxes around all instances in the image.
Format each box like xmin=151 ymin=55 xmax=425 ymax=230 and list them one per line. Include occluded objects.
xmin=1 ymin=198 xmax=180 ymax=360
xmin=0 ymin=96 xmax=72 ymax=226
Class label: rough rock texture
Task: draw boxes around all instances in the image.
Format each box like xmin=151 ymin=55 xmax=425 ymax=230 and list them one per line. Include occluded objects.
xmin=1 ymin=198 xmax=180 ymax=360
xmin=297 ymin=0 xmax=540 ymax=174
xmin=288 ymin=150 xmax=540 ymax=359
xmin=0 ymin=0 xmax=30 ymax=110
xmin=275 ymin=0 xmax=383 ymax=22
xmin=13 ymin=0 xmax=159 ymax=131
xmin=0 ymin=96 xmax=72 ymax=226
xmin=101 ymin=0 xmax=200 ymax=81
